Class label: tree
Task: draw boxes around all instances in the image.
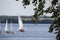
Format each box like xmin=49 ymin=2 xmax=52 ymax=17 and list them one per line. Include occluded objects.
xmin=49 ymin=4 xmax=60 ymax=40
xmin=16 ymin=0 xmax=60 ymax=40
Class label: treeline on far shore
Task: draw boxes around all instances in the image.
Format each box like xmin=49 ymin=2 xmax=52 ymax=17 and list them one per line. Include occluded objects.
xmin=0 ymin=16 xmax=54 ymax=24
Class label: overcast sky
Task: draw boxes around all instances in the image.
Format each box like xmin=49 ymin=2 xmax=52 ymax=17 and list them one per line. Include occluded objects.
xmin=0 ymin=0 xmax=52 ymax=16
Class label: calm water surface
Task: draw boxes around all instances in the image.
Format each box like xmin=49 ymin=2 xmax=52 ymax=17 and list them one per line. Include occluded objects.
xmin=0 ymin=24 xmax=56 ymax=40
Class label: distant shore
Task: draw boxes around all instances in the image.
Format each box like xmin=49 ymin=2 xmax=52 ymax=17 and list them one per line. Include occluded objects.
xmin=0 ymin=16 xmax=54 ymax=24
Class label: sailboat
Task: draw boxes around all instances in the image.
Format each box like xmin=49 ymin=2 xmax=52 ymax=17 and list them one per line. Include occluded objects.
xmin=11 ymin=20 xmax=12 ymax=31
xmin=0 ymin=20 xmax=2 ymax=33
xmin=10 ymin=20 xmax=15 ymax=34
xmin=18 ymin=16 xmax=24 ymax=32
xmin=5 ymin=19 xmax=10 ymax=33
xmin=5 ymin=19 xmax=8 ymax=33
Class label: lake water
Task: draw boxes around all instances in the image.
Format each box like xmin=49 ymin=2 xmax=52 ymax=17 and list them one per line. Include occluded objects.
xmin=0 ymin=24 xmax=56 ymax=40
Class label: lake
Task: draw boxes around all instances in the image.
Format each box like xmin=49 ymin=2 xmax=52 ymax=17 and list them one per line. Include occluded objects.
xmin=0 ymin=24 xmax=56 ymax=40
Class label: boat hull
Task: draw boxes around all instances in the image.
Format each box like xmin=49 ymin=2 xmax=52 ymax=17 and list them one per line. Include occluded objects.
xmin=0 ymin=30 xmax=2 ymax=34
xmin=19 ymin=29 xmax=24 ymax=32
xmin=5 ymin=31 xmax=15 ymax=34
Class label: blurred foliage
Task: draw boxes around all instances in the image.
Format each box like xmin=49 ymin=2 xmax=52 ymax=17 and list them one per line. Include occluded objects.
xmin=22 ymin=0 xmax=45 ymax=19
xmin=16 ymin=0 xmax=19 ymax=1
xmin=52 ymin=0 xmax=58 ymax=5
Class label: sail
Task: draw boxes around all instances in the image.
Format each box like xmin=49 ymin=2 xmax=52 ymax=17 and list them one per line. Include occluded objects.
xmin=5 ymin=19 xmax=8 ymax=31
xmin=18 ymin=16 xmax=23 ymax=30
xmin=11 ymin=20 xmax=12 ymax=31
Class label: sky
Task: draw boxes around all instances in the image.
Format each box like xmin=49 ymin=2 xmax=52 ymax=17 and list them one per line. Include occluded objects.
xmin=0 ymin=0 xmax=52 ymax=16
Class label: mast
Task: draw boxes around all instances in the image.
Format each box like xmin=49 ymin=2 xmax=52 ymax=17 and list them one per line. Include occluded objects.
xmin=5 ymin=19 xmax=8 ymax=31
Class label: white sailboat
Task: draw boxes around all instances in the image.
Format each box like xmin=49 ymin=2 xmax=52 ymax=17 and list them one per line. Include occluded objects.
xmin=10 ymin=20 xmax=15 ymax=34
xmin=18 ymin=16 xmax=24 ymax=32
xmin=5 ymin=19 xmax=10 ymax=33
xmin=11 ymin=20 xmax=12 ymax=31
xmin=0 ymin=20 xmax=2 ymax=33
xmin=5 ymin=19 xmax=8 ymax=32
